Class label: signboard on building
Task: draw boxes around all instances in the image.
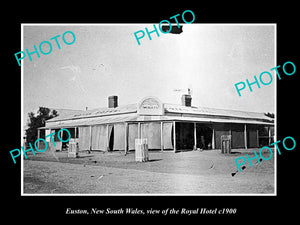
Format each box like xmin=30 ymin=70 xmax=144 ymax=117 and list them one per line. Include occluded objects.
xmin=138 ymin=97 xmax=164 ymax=116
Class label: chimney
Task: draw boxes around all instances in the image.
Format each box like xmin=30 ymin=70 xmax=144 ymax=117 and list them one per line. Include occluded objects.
xmin=181 ymin=94 xmax=192 ymax=107
xmin=108 ymin=95 xmax=118 ymax=108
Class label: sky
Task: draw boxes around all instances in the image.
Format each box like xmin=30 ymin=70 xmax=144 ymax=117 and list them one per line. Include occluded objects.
xmin=23 ymin=24 xmax=275 ymax=124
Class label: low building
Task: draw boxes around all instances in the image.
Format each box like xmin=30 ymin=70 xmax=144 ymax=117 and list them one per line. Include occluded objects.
xmin=39 ymin=95 xmax=274 ymax=153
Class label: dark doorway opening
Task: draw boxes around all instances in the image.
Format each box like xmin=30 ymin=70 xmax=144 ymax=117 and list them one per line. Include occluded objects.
xmin=175 ymin=122 xmax=194 ymax=150
xmin=196 ymin=123 xmax=213 ymax=149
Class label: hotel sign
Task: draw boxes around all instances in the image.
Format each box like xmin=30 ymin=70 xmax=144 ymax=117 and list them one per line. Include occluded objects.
xmin=138 ymin=97 xmax=164 ymax=115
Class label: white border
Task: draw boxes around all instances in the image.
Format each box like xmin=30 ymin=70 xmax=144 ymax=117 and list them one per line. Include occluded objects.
xmin=21 ymin=23 xmax=24 ymax=195
xmin=274 ymin=24 xmax=277 ymax=196
xmin=20 ymin=23 xmax=277 ymax=196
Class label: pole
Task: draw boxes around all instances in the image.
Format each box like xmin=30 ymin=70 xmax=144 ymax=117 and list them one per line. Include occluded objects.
xmin=90 ymin=126 xmax=92 ymax=152
xmin=194 ymin=122 xmax=197 ymax=150
xmin=37 ymin=129 xmax=40 ymax=150
xmin=244 ymin=124 xmax=247 ymax=149
xmin=160 ymin=122 xmax=164 ymax=152
xmin=138 ymin=122 xmax=141 ymax=139
xmin=256 ymin=128 xmax=259 ymax=147
xmin=124 ymin=123 xmax=128 ymax=155
xmin=173 ymin=121 xmax=176 ymax=153
xmin=212 ymin=124 xmax=215 ymax=150
xmin=106 ymin=124 xmax=109 ymax=151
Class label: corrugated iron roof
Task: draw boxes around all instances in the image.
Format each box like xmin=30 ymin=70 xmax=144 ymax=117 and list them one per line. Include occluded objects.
xmin=137 ymin=115 xmax=273 ymax=125
xmin=45 ymin=101 xmax=273 ymax=128
xmin=164 ymin=103 xmax=272 ymax=121
xmin=47 ymin=104 xmax=137 ymax=122
xmin=42 ymin=113 xmax=273 ymax=129
xmin=43 ymin=114 xmax=139 ymax=129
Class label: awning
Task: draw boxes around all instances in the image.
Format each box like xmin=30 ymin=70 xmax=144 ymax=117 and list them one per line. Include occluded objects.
xmin=41 ymin=114 xmax=139 ymax=129
xmin=40 ymin=114 xmax=273 ymax=130
xmin=136 ymin=115 xmax=274 ymax=125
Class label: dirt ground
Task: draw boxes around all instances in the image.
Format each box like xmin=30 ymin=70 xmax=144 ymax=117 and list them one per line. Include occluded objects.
xmin=22 ymin=148 xmax=275 ymax=195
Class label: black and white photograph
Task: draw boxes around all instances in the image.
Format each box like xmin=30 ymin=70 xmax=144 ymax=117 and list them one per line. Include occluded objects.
xmin=21 ymin=24 xmax=275 ymax=195
xmin=4 ymin=5 xmax=298 ymax=221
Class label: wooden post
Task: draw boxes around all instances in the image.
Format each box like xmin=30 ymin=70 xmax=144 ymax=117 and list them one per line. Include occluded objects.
xmin=244 ymin=124 xmax=247 ymax=149
xmin=256 ymin=128 xmax=259 ymax=147
xmin=124 ymin=123 xmax=128 ymax=155
xmin=37 ymin=129 xmax=40 ymax=150
xmin=60 ymin=128 xmax=63 ymax=151
xmin=173 ymin=121 xmax=176 ymax=153
xmin=106 ymin=124 xmax=109 ymax=151
xmin=90 ymin=126 xmax=92 ymax=152
xmin=212 ymin=125 xmax=215 ymax=150
xmin=160 ymin=122 xmax=164 ymax=152
xmin=138 ymin=122 xmax=141 ymax=139
xmin=193 ymin=122 xmax=197 ymax=150
xmin=268 ymin=126 xmax=272 ymax=146
xmin=60 ymin=128 xmax=63 ymax=139
xmin=74 ymin=127 xmax=78 ymax=154
xmin=229 ymin=126 xmax=232 ymax=149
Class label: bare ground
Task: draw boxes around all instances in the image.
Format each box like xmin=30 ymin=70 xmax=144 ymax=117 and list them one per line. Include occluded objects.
xmin=22 ymin=148 xmax=275 ymax=195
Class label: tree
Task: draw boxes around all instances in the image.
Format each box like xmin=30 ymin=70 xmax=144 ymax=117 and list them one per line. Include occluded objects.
xmin=264 ymin=112 xmax=275 ymax=119
xmin=26 ymin=107 xmax=58 ymax=145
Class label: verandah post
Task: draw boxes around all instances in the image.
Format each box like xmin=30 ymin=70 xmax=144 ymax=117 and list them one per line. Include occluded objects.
xmin=173 ymin=121 xmax=176 ymax=153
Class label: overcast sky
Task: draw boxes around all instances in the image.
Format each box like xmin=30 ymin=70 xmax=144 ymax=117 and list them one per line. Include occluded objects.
xmin=23 ymin=24 xmax=275 ymax=124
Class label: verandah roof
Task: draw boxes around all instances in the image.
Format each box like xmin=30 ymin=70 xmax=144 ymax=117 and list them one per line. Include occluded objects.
xmin=40 ymin=114 xmax=273 ymax=130
xmin=46 ymin=103 xmax=273 ymax=124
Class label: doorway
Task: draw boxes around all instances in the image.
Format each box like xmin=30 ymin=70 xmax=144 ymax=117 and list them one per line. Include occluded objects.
xmin=196 ymin=123 xmax=213 ymax=149
xmin=175 ymin=122 xmax=194 ymax=150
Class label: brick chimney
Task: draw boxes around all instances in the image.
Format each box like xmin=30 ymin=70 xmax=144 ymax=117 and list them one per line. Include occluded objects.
xmin=181 ymin=94 xmax=192 ymax=107
xmin=108 ymin=95 xmax=118 ymax=108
